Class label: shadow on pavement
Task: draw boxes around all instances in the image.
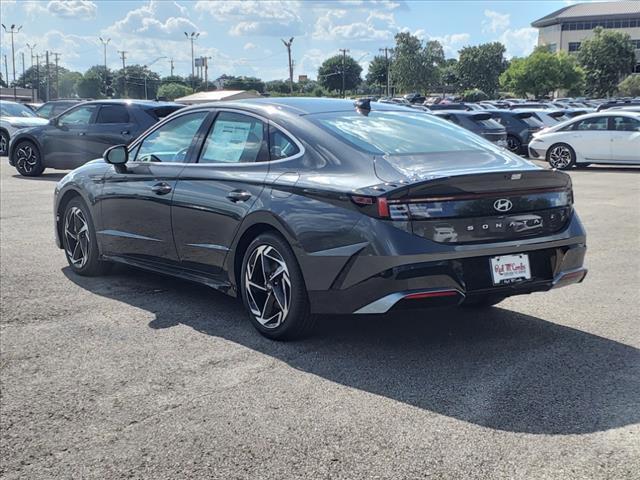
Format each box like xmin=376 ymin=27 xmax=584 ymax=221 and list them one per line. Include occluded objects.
xmin=63 ymin=264 xmax=640 ymax=436
xmin=11 ymin=172 xmax=68 ymax=182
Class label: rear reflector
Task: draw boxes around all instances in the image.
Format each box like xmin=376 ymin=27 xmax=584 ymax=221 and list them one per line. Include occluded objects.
xmin=403 ymin=290 xmax=459 ymax=300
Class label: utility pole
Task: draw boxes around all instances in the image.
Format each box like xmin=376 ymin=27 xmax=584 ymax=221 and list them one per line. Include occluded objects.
xmin=21 ymin=52 xmax=25 ymax=87
xmin=2 ymin=24 xmax=22 ymax=100
xmin=26 ymin=43 xmax=37 ymax=101
xmin=52 ymin=52 xmax=60 ymax=99
xmin=35 ymin=53 xmax=40 ymax=101
xmin=379 ymin=47 xmax=391 ymax=97
xmin=339 ymin=48 xmax=349 ymax=98
xmin=184 ymin=32 xmax=199 ymax=89
xmin=118 ymin=50 xmax=127 ymax=97
xmin=281 ymin=37 xmax=294 ymax=94
xmin=204 ymin=57 xmax=211 ymax=91
xmin=170 ymin=58 xmax=174 ymax=77
xmin=3 ymin=55 xmax=8 ymax=93
xmin=99 ymin=37 xmax=110 ymax=96
xmin=45 ymin=50 xmax=50 ymax=102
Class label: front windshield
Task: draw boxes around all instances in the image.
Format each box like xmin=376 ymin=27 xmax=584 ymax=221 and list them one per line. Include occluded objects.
xmin=0 ymin=101 xmax=36 ymax=118
xmin=312 ymin=110 xmax=490 ymax=155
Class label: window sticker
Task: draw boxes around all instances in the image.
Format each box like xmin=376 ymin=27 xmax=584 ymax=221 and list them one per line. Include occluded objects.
xmin=204 ymin=120 xmax=252 ymax=163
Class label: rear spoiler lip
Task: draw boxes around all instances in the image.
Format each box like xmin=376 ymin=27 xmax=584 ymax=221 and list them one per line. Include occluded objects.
xmin=357 ymin=169 xmax=572 ymax=199
xmin=386 ymin=186 xmax=570 ymax=204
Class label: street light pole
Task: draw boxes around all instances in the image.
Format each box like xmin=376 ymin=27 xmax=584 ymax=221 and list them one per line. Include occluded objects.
xmin=281 ymin=37 xmax=294 ymax=94
xmin=2 ymin=24 xmax=23 ymax=101
xmin=143 ymin=56 xmax=166 ymax=100
xmin=184 ymin=32 xmax=199 ymax=90
xmin=26 ymin=43 xmax=37 ymax=101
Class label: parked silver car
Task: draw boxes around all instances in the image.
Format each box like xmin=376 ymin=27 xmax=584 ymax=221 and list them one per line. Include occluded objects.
xmin=0 ymin=101 xmax=48 ymax=156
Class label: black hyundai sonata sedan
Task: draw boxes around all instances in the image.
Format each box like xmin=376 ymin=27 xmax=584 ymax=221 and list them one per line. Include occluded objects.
xmin=54 ymin=98 xmax=587 ymax=339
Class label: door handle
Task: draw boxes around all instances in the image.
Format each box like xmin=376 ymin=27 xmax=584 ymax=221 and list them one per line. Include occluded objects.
xmin=121 ymin=130 xmax=130 ymax=135
xmin=226 ymin=190 xmax=252 ymax=202
xmin=151 ymin=182 xmax=172 ymax=195
xmin=78 ymin=132 xmax=86 ymax=136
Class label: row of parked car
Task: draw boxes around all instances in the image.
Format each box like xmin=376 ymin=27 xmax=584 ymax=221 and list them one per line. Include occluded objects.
xmin=1 ymin=94 xmax=638 ymax=177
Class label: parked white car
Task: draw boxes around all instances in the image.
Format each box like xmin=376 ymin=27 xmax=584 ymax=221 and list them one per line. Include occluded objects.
xmin=528 ymin=111 xmax=640 ymax=169
xmin=0 ymin=101 xmax=49 ymax=156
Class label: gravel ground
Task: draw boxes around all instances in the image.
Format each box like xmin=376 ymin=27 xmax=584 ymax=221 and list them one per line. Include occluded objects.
xmin=1 ymin=158 xmax=639 ymax=479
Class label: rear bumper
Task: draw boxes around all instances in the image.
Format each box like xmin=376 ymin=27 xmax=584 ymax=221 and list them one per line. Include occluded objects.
xmin=308 ymin=243 xmax=587 ymax=314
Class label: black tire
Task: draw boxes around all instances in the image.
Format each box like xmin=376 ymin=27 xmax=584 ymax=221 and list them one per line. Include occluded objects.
xmin=240 ymin=232 xmax=315 ymax=340
xmin=506 ymin=135 xmax=522 ymax=154
xmin=62 ymin=197 xmax=110 ymax=276
xmin=546 ymin=143 xmax=576 ymax=170
xmin=462 ymin=295 xmax=505 ymax=308
xmin=14 ymin=140 xmax=45 ymax=177
xmin=0 ymin=130 xmax=9 ymax=156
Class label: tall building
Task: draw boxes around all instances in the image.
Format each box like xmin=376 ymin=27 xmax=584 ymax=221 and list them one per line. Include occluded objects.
xmin=532 ymin=1 xmax=640 ymax=72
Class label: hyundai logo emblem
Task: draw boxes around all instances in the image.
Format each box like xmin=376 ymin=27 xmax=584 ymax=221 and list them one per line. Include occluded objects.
xmin=493 ymin=199 xmax=513 ymax=212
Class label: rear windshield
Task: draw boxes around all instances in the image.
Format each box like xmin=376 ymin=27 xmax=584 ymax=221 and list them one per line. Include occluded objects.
xmin=0 ymin=101 xmax=36 ymax=118
xmin=312 ymin=111 xmax=489 ymax=155
xmin=148 ymin=105 xmax=184 ymax=120
xmin=516 ymin=114 xmax=544 ymax=128
xmin=474 ymin=118 xmax=503 ymax=129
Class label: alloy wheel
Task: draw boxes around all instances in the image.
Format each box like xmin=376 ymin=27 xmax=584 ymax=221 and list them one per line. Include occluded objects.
xmin=244 ymin=245 xmax=291 ymax=329
xmin=506 ymin=136 xmax=520 ymax=152
xmin=549 ymin=145 xmax=572 ymax=169
xmin=15 ymin=144 xmax=39 ymax=174
xmin=64 ymin=206 xmax=90 ymax=269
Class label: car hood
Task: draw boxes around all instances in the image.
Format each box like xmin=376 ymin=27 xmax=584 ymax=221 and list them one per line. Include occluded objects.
xmin=373 ymin=148 xmax=540 ymax=183
xmin=2 ymin=116 xmax=49 ymax=127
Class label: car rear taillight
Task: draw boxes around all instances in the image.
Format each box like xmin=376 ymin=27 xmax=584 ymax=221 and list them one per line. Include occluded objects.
xmin=350 ymin=195 xmax=391 ymax=219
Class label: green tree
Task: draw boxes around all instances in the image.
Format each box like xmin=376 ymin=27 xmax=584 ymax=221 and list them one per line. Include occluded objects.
xmin=114 ymin=64 xmax=161 ymax=99
xmin=157 ymin=82 xmax=193 ymax=100
xmin=76 ymin=72 xmax=103 ymax=99
xmin=318 ymin=54 xmax=362 ymax=95
xmin=0 ymin=72 xmax=7 ymax=88
xmin=458 ymin=42 xmax=507 ymax=97
xmin=366 ymin=55 xmax=390 ymax=93
xmin=578 ymin=27 xmax=636 ymax=97
xmin=59 ymin=71 xmax=82 ymax=98
xmin=161 ymin=75 xmax=186 ymax=85
xmin=618 ymin=74 xmax=640 ymax=96
xmin=265 ymin=79 xmax=291 ymax=94
xmin=462 ymin=89 xmax=489 ymax=102
xmin=223 ymin=76 xmax=265 ymax=93
xmin=391 ymin=32 xmax=444 ymax=93
xmin=439 ymin=58 xmax=460 ymax=93
xmin=17 ymin=64 xmax=70 ymax=100
xmin=500 ymin=47 xmax=584 ymax=98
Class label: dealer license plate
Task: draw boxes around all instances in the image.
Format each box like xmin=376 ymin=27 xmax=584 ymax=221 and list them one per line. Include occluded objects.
xmin=490 ymin=253 xmax=531 ymax=285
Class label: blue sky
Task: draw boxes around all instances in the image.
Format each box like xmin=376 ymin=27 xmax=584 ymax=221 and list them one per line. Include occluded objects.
xmin=0 ymin=0 xmax=581 ymax=81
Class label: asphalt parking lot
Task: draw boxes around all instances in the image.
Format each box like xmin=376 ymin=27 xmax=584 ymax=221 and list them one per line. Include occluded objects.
xmin=1 ymin=157 xmax=639 ymax=479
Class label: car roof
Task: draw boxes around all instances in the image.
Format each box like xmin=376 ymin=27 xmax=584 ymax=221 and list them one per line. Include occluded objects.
xmin=81 ymin=99 xmax=181 ymax=108
xmin=179 ymin=97 xmax=409 ymax=116
xmin=572 ymin=111 xmax=640 ymax=119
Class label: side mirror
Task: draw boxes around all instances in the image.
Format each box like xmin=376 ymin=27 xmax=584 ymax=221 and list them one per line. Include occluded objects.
xmin=49 ymin=117 xmax=58 ymax=126
xmin=104 ymin=144 xmax=128 ymax=165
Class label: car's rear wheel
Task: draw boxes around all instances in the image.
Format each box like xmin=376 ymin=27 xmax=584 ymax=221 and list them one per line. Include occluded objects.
xmin=506 ymin=135 xmax=521 ymax=154
xmin=240 ymin=232 xmax=315 ymax=340
xmin=547 ymin=143 xmax=576 ymax=170
xmin=0 ymin=130 xmax=9 ymax=156
xmin=62 ymin=197 xmax=110 ymax=276
xmin=14 ymin=140 xmax=45 ymax=177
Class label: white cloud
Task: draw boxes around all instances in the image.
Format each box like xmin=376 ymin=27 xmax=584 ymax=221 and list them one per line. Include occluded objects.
xmin=312 ymin=8 xmax=397 ymax=41
xmin=430 ymin=33 xmax=471 ymax=57
xmin=195 ymin=0 xmax=304 ymax=36
xmin=482 ymin=10 xmax=510 ymax=34
xmin=104 ymin=1 xmax=200 ymax=38
xmin=48 ymin=1 xmax=97 ymax=19
xmin=243 ymin=42 xmax=258 ymax=50
xmin=500 ymin=27 xmax=538 ymax=58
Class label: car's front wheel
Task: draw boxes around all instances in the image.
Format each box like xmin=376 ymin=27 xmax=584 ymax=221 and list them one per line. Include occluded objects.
xmin=547 ymin=143 xmax=576 ymax=170
xmin=506 ymin=135 xmax=522 ymax=154
xmin=62 ymin=197 xmax=110 ymax=276
xmin=240 ymin=232 xmax=315 ymax=340
xmin=14 ymin=140 xmax=45 ymax=177
xmin=0 ymin=130 xmax=9 ymax=156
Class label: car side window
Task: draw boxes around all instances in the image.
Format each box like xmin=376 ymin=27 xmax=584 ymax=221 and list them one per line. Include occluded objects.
xmin=58 ymin=105 xmax=97 ymax=127
xmin=610 ymin=116 xmax=640 ymax=132
xmin=199 ymin=112 xmax=267 ymax=164
xmin=574 ymin=117 xmax=608 ymax=131
xmin=96 ymin=105 xmax=130 ymax=124
xmin=133 ymin=111 xmax=208 ymax=163
xmin=269 ymin=126 xmax=299 ymax=160
xmin=36 ymin=104 xmax=53 ymax=118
